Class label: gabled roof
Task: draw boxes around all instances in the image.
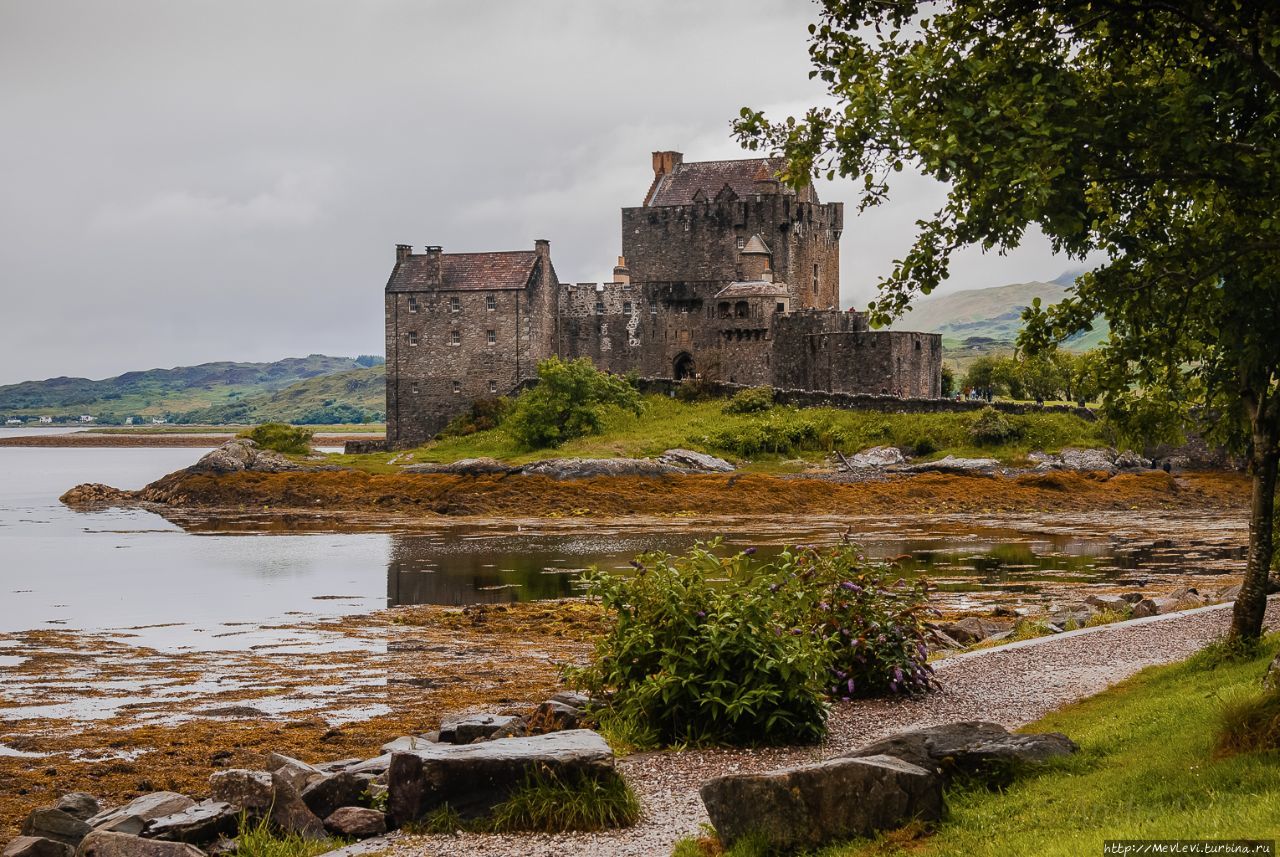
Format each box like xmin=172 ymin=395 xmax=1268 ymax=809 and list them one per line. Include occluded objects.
xmin=741 ymin=234 xmax=772 ymax=255
xmin=645 ymin=157 xmax=795 ymax=207
xmin=386 ymin=250 xmax=540 ymax=292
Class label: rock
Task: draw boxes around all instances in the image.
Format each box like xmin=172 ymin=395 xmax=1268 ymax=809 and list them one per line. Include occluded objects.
xmin=1114 ymin=450 xmax=1151 ymax=469
xmin=87 ymin=794 xmax=197 ymax=837
xmin=20 ymin=810 xmax=91 ymax=847
xmin=532 ymin=701 xmax=580 ymax=731
xmin=343 ymin=755 xmax=391 ymax=777
xmin=1084 ymin=594 xmax=1130 ymax=613
xmin=143 ymin=801 xmax=238 ymax=843
xmin=1120 ymin=591 xmax=1146 ymax=604
xmin=301 ymin=772 xmax=369 ymax=820
xmin=1047 ymin=609 xmax=1092 ymax=629
xmin=699 ymin=754 xmax=943 ymax=852
xmin=268 ymin=772 xmax=326 ymax=840
xmin=208 ymin=769 xmax=273 ymax=813
xmin=925 ymin=626 xmax=964 ymax=652
xmin=1027 ymin=451 xmax=1062 ymax=470
xmin=189 ymin=439 xmax=303 ymax=475
xmin=548 ymin=691 xmax=590 ymax=709
xmin=519 ymin=457 xmax=682 ymax=479
xmin=314 ymin=758 xmax=364 ymax=774
xmin=938 ymin=616 xmax=1013 ymax=645
xmin=901 ymin=455 xmax=1000 ymax=474
xmin=54 ymin=796 xmax=99 ymax=823
xmin=388 ymin=729 xmax=616 ymax=824
xmin=489 ymin=718 xmax=529 ymax=740
xmin=440 ymin=713 xmax=524 ymax=744
xmin=1059 ymin=447 xmax=1118 ymax=471
xmin=1174 ymin=592 xmax=1206 ymax=611
xmin=380 ymin=735 xmax=438 ymax=753
xmin=58 ymin=484 xmax=134 ymax=509
xmin=657 ymin=449 xmax=735 ymax=472
xmin=845 ymin=721 xmax=1078 ymax=786
xmin=3 ymin=837 xmax=73 ymax=857
xmin=74 ymin=831 xmax=205 ymax=856
xmin=204 ymin=839 xmax=238 ymax=856
xmin=1131 ymin=597 xmax=1177 ymax=618
xmin=265 ymin=753 xmax=325 ymax=792
xmin=1263 ymin=650 xmax=1280 ymax=693
xmin=846 ymin=446 xmax=906 ymax=468
xmin=1216 ymin=583 xmax=1243 ymax=601
xmin=322 ymin=807 xmax=386 ymax=839
xmin=403 ymin=458 xmax=519 ymax=475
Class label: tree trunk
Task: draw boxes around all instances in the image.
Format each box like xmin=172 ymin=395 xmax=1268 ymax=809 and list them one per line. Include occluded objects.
xmin=1229 ymin=419 xmax=1278 ymax=642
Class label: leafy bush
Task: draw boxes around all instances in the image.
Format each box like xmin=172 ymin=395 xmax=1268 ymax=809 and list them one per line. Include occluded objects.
xmin=295 ymin=403 xmax=375 ymax=424
xmin=440 ymin=396 xmax=513 ymax=437
xmin=968 ymin=407 xmax=1018 ymax=445
xmin=723 ymin=386 xmax=775 ymax=414
xmin=504 ymin=358 xmax=643 ymax=449
xmin=238 ymin=422 xmax=313 ymax=454
xmin=905 ymin=435 xmax=939 ymax=457
xmin=674 ymin=376 xmax=718 ymax=402
xmin=704 ymin=410 xmax=822 ymax=457
xmin=567 ymin=541 xmax=934 ymax=748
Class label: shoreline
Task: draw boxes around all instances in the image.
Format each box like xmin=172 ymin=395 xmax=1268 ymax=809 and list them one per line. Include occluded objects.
xmin=0 ymin=432 xmax=382 ymax=448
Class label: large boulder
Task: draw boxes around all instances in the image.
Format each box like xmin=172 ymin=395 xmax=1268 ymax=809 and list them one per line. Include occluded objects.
xmin=323 ymin=807 xmax=387 ymax=839
xmin=1084 ymin=594 xmax=1130 ymax=613
xmin=268 ymin=772 xmax=326 ymax=840
xmin=901 ymin=456 xmax=1000 ymax=474
xmin=52 ymin=797 xmax=98 ymax=824
xmin=439 ymin=713 xmax=525 ymax=745
xmin=1131 ymin=597 xmax=1178 ymax=618
xmin=58 ymin=484 xmax=133 ymax=508
xmin=657 ymin=449 xmax=735 ymax=472
xmin=19 ymin=810 xmax=90 ymax=848
xmin=700 ymin=755 xmax=944 ymax=852
xmin=403 ymin=458 xmax=519 ymax=476
xmin=519 ymin=458 xmax=682 ymax=479
xmin=846 ymin=446 xmax=906 ymax=469
xmin=844 ymin=721 xmax=1077 ymax=786
xmin=265 ymin=753 xmax=326 ymax=792
xmin=86 ymin=793 xmax=196 ymax=837
xmin=531 ymin=701 xmax=580 ymax=732
xmin=387 ymin=729 xmax=617 ymax=824
xmin=143 ymin=801 xmax=237 ymax=843
xmin=1058 ymin=447 xmax=1118 ymax=471
xmin=208 ymin=769 xmax=273 ymax=813
xmin=74 ymin=832 xmax=205 ymax=857
xmin=938 ymin=617 xmax=1013 ymax=645
xmin=3 ymin=837 xmax=72 ymax=857
xmin=188 ymin=439 xmax=303 ymax=475
xmin=301 ymin=772 xmax=370 ymax=820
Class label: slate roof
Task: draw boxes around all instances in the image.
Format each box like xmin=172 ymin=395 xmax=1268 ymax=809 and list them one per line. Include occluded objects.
xmin=741 ymin=234 xmax=772 ymax=255
xmin=387 ymin=250 xmax=540 ymax=292
xmin=716 ymin=281 xmax=791 ymax=298
xmin=645 ymin=157 xmax=793 ymax=207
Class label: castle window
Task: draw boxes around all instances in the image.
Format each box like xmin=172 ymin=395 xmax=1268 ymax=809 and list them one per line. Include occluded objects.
xmin=595 ymin=301 xmax=605 ymax=315
xmin=411 ymin=383 xmax=419 ymax=395
xmin=735 ymin=301 xmax=749 ymax=319
xmin=488 ymin=380 xmax=498 ymax=394
xmin=408 ymin=331 xmax=418 ymax=346
xmin=408 ymin=296 xmax=419 ymax=313
xmin=452 ymin=380 xmax=462 ymax=394
xmin=776 ymin=302 xmax=785 ymax=314
xmin=486 ymin=329 xmax=496 ymax=346
xmin=812 ymin=264 xmax=819 ymax=295
xmin=450 ymin=296 xmax=460 ymax=313
xmin=718 ymin=302 xmax=731 ymax=318
xmin=485 ymin=294 xmax=496 ymax=311
xmin=623 ymin=301 xmax=633 ymax=315
xmin=736 ymin=237 xmax=745 ymax=250
xmin=449 ymin=330 xmax=461 ymax=346
xmin=649 ymin=298 xmax=658 ymax=314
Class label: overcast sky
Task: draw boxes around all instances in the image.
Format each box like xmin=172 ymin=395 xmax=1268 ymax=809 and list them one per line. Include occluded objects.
xmin=0 ymin=0 xmax=1076 ymax=385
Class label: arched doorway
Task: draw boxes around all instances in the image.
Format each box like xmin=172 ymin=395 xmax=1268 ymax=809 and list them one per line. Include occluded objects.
xmin=673 ymin=352 xmax=695 ymax=380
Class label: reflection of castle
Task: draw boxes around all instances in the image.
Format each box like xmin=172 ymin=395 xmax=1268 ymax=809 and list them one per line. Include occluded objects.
xmin=386 ymin=536 xmax=576 ymax=607
xmin=385 ymin=151 xmax=943 ymax=448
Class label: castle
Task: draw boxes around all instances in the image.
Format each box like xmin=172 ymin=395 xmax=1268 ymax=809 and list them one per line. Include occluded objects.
xmin=384 ymin=151 xmax=942 ymax=447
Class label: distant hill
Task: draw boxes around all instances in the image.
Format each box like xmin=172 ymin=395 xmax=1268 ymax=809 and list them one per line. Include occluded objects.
xmin=0 ymin=355 xmax=384 ymax=424
xmin=174 ymin=365 xmax=385 ymax=425
xmin=892 ymin=279 xmax=1107 ymax=354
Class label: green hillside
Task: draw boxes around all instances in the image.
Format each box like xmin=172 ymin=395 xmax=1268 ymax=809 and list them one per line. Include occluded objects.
xmin=0 ymin=355 xmax=383 ymax=424
xmin=174 ymin=365 xmax=385 ymax=425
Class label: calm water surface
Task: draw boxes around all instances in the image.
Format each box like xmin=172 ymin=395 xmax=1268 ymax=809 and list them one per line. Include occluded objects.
xmin=0 ymin=434 xmax=1164 ymax=651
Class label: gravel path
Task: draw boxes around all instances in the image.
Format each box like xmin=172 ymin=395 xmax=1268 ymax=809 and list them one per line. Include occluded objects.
xmin=343 ymin=597 xmax=1278 ymax=857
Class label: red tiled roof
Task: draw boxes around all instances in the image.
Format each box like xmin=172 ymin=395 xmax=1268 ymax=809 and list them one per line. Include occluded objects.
xmin=645 ymin=157 xmax=796 ymax=207
xmin=387 ymin=250 xmax=539 ymax=292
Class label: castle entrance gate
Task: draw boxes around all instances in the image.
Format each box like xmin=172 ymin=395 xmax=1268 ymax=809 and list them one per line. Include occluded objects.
xmin=673 ymin=352 xmax=695 ymax=380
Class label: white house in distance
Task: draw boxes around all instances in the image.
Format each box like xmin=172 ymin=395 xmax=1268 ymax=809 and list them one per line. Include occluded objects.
xmin=38 ymin=416 xmax=53 ymax=424
xmin=79 ymin=415 xmax=94 ymax=423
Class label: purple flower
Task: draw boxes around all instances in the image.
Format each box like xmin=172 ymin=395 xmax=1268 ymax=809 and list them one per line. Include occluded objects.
xmin=630 ymin=560 xmax=644 ymax=570
xmin=847 ymin=678 xmax=855 ymax=693
xmin=695 ymin=610 xmax=706 ymax=619
xmin=744 ymin=547 xmax=757 ymax=556
xmin=893 ymin=667 xmax=904 ymax=683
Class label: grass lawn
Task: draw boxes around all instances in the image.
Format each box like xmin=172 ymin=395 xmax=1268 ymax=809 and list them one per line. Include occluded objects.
xmin=817 ymin=638 xmax=1280 ymax=857
xmin=328 ymin=395 xmax=1107 ymax=474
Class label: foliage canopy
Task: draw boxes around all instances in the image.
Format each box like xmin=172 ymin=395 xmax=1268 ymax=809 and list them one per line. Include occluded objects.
xmin=504 ymin=357 xmax=643 ymax=450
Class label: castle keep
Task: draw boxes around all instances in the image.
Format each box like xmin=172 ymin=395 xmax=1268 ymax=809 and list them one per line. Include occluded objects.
xmin=385 ymin=151 xmax=942 ymax=447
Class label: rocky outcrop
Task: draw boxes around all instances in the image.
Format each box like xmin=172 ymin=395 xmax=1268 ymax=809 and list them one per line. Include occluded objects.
xmin=656 ymin=449 xmax=735 ymax=472
xmin=844 ymin=721 xmax=1077 ymax=786
xmin=143 ymin=801 xmax=238 ymax=843
xmin=700 ymin=755 xmax=944 ymax=852
xmin=74 ymin=832 xmax=205 ymax=857
xmin=844 ymin=446 xmax=907 ymax=469
xmin=900 ymin=455 xmax=1001 ymax=474
xmin=322 ymin=807 xmax=386 ymax=839
xmin=57 ymin=483 xmax=134 ymax=508
xmin=938 ymin=617 xmax=1014 ymax=645
xmin=188 ymin=439 xmax=302 ymax=475
xmin=520 ymin=458 xmax=684 ymax=479
xmin=403 ymin=457 xmax=519 ymax=475
xmin=1029 ymin=447 xmax=1151 ymax=473
xmin=3 ymin=837 xmax=72 ymax=857
xmin=387 ymin=729 xmax=618 ymax=824
xmin=85 ymin=793 xmax=195 ymax=837
xmin=18 ymin=811 xmax=90 ymax=848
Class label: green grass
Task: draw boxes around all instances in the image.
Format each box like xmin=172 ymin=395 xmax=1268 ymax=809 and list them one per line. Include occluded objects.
xmin=407 ymin=770 xmax=640 ymax=835
xmin=330 ymin=394 xmax=1106 ymax=473
xmin=809 ymin=635 xmax=1280 ymax=857
xmin=234 ymin=814 xmax=349 ymax=857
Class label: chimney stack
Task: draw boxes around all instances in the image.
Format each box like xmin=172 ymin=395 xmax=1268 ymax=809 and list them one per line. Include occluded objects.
xmin=652 ymin=150 xmax=683 ymax=178
xmin=422 ymin=245 xmax=442 ymax=284
xmin=534 ymin=239 xmax=550 ymax=258
xmin=612 ymin=255 xmax=630 ymax=285
xmin=395 ymin=244 xmax=412 ymax=263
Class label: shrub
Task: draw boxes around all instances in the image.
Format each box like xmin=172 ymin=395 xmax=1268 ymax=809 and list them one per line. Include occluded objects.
xmin=906 ymin=435 xmax=939 ymax=457
xmin=504 ymin=358 xmax=643 ymax=449
xmin=705 ymin=410 xmax=822 ymax=457
xmin=409 ymin=770 xmax=639 ymax=834
xmin=968 ymin=406 xmax=1018 ymax=445
xmin=567 ymin=541 xmax=934 ymax=748
xmin=723 ymin=386 xmax=775 ymax=414
xmin=238 ymin=422 xmax=313 ymax=454
xmin=674 ymin=376 xmax=718 ymax=402
xmin=1213 ymin=687 xmax=1280 ymax=757
xmin=440 ymin=396 xmax=513 ymax=437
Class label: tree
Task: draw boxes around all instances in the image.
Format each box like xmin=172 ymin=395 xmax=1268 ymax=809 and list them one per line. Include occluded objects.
xmin=963 ymin=353 xmax=1003 ymax=400
xmin=505 ymin=357 xmax=643 ymax=449
xmin=736 ymin=1 xmax=1280 ymax=644
xmin=941 ymin=365 xmax=956 ymax=398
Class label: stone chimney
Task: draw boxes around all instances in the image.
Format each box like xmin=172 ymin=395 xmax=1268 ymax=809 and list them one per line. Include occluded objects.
xmin=612 ymin=256 xmax=630 ymax=285
xmin=534 ymin=239 xmax=550 ymax=259
xmin=652 ymin=150 xmax=683 ymax=178
xmin=421 ymin=245 xmax=442 ymax=284
xmin=395 ymin=244 xmax=412 ymax=263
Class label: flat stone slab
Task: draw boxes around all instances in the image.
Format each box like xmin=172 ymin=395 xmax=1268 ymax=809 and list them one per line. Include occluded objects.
xmin=86 ymin=793 xmax=195 ymax=837
xmin=388 ymin=729 xmax=616 ymax=823
xmin=700 ymin=754 xmax=944 ymax=852
xmin=74 ymin=831 xmax=206 ymax=857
